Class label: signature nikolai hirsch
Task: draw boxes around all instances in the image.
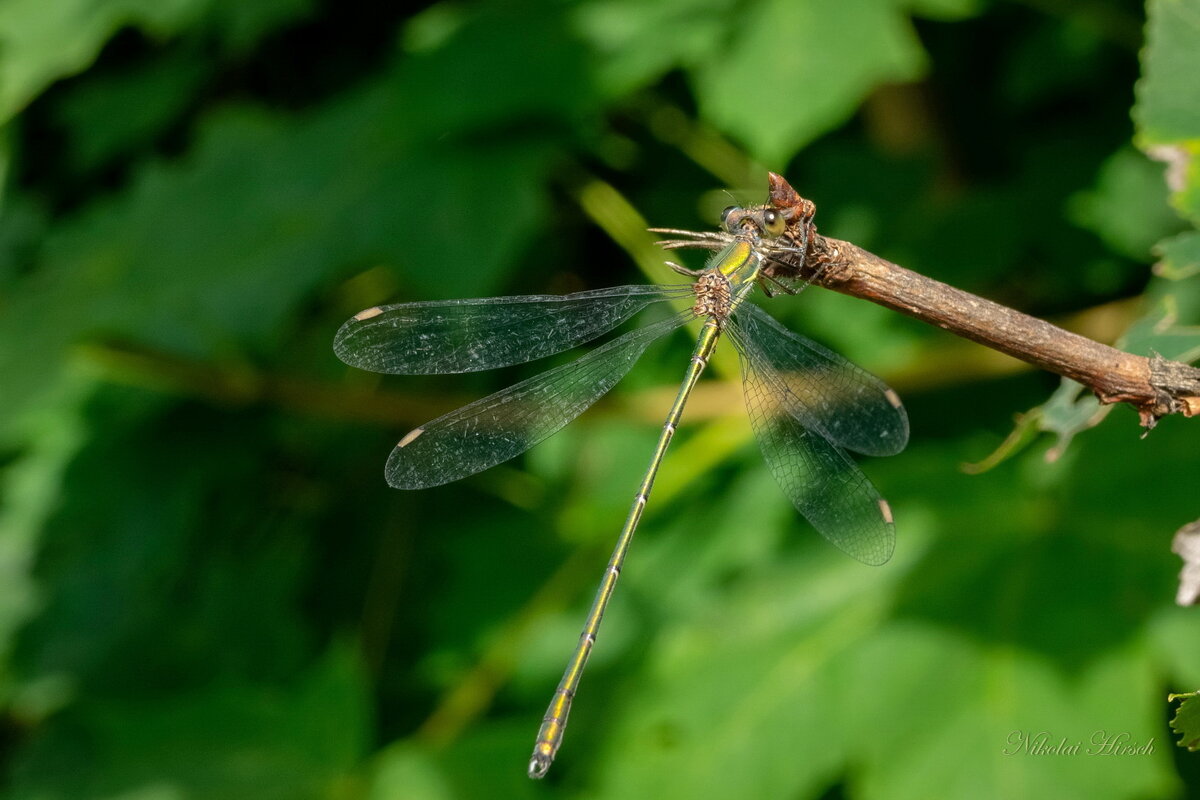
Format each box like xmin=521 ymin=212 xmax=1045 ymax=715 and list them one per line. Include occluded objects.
xmin=1004 ymin=730 xmax=1155 ymax=756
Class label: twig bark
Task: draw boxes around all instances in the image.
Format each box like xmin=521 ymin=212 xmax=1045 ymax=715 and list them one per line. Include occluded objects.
xmin=798 ymin=235 xmax=1200 ymax=427
xmin=758 ymin=172 xmax=1200 ymax=428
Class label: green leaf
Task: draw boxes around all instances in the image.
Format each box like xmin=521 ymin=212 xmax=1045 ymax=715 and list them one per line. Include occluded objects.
xmin=1069 ymin=147 xmax=1185 ymax=261
xmin=963 ymin=380 xmax=1111 ymax=473
xmin=1134 ymin=0 xmax=1200 ymax=147
xmin=1000 ymin=15 xmax=1109 ymax=111
xmin=12 ymin=387 xmax=315 ymax=690
xmin=961 ymin=410 xmax=1045 ymax=475
xmin=0 ymin=76 xmax=564 ymax=439
xmin=894 ymin=418 xmax=1199 ymax=659
xmin=395 ymin=3 xmax=598 ymax=141
xmin=587 ymin=554 xmax=1176 ymax=799
xmin=1118 ymin=294 xmax=1200 ymax=364
xmin=368 ymin=743 xmax=456 ymax=800
xmin=53 ymin=49 xmax=211 ymax=174
xmin=906 ymin=0 xmax=982 ymax=19
xmin=1156 ymin=229 xmax=1200 ymax=279
xmin=590 ymin=550 xmax=898 ymax=799
xmin=0 ymin=191 xmax=45 ymax=286
xmin=0 ymin=2 xmax=607 ymax=443
xmin=1135 ymin=0 xmax=1200 ymax=226
xmin=1126 ymin=0 xmax=1200 ymax=438
xmin=383 ymin=725 xmax=544 ymax=800
xmin=0 ymin=382 xmax=91 ymax=705
xmin=693 ymin=0 xmax=927 ymax=164
xmin=7 ymin=643 xmax=370 ymax=799
xmin=1169 ymin=691 xmax=1200 ymax=751
xmin=571 ymin=0 xmax=736 ymax=98
xmin=1037 ymin=379 xmax=1110 ymax=461
xmin=0 ymin=0 xmax=210 ymax=125
xmin=853 ymin=629 xmax=1174 ymax=800
xmin=200 ymin=0 xmax=316 ymax=53
xmin=1150 ymin=608 xmax=1200 ymax=689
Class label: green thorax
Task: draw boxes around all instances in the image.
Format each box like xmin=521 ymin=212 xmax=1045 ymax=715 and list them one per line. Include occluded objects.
xmin=704 ymin=239 xmax=761 ymax=315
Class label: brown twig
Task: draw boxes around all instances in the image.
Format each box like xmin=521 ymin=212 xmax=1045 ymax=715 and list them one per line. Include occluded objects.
xmin=760 ymin=173 xmax=1200 ymax=429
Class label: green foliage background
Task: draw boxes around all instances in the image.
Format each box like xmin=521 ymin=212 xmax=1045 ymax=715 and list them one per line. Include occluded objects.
xmin=1 ymin=0 xmax=1199 ymax=797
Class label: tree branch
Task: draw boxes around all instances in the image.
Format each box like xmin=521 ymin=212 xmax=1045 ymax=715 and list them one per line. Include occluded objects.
xmin=757 ymin=172 xmax=1200 ymax=428
xmin=798 ymin=235 xmax=1200 ymax=426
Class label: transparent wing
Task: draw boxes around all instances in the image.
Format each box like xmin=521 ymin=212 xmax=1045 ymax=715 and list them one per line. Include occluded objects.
xmin=734 ymin=332 xmax=895 ymax=566
xmin=335 ymin=285 xmax=692 ymax=375
xmin=730 ymin=302 xmax=908 ymax=457
xmin=387 ymin=311 xmax=693 ymax=489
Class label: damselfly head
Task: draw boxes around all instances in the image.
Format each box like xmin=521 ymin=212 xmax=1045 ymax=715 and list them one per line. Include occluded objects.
xmin=720 ymin=173 xmax=816 ymax=240
xmin=649 ymin=173 xmax=817 ymax=264
xmin=720 ymin=203 xmax=785 ymax=238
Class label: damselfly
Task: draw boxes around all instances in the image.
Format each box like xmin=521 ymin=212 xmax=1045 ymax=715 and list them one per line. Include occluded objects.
xmin=334 ymin=173 xmax=908 ymax=779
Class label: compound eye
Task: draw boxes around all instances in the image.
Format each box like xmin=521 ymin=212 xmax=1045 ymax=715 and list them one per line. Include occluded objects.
xmin=720 ymin=205 xmax=738 ymax=229
xmin=762 ymin=208 xmax=786 ymax=236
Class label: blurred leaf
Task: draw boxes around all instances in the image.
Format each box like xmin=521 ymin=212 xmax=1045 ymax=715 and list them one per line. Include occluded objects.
xmin=401 ymin=4 xmax=467 ymax=54
xmin=0 ymin=4 xmax=603 ymax=447
xmin=404 ymin=724 xmax=543 ymax=800
xmin=0 ymin=49 xmax=573 ymax=439
xmin=1069 ymin=147 xmax=1184 ymax=261
xmin=893 ymin=416 xmax=1197 ymax=663
xmin=577 ymin=0 xmax=942 ymax=164
xmin=1122 ymin=0 xmax=1200 ymax=446
xmin=200 ymin=0 xmax=315 ymax=53
xmin=571 ymin=0 xmax=736 ymax=98
xmin=1036 ymin=379 xmax=1110 ymax=461
xmin=1118 ymin=294 xmax=1200 ymax=363
xmin=907 ymin=0 xmax=981 ymax=19
xmin=1001 ymin=17 xmax=1106 ymax=110
xmin=1150 ymin=607 xmax=1200 ymax=685
xmin=591 ymin=550 xmax=897 ymax=799
xmin=1134 ymin=0 xmax=1200 ymax=147
xmin=1155 ymin=229 xmax=1200 ymax=279
xmin=54 ymin=49 xmax=210 ymax=174
xmin=961 ymin=410 xmax=1043 ymax=475
xmin=1135 ymin=0 xmax=1200 ymax=225
xmin=589 ymin=551 xmax=1176 ymax=799
xmin=1168 ymin=691 xmax=1200 ymax=751
xmin=367 ymin=743 xmax=454 ymax=800
xmin=395 ymin=3 xmax=598 ymax=141
xmin=11 ymin=0 xmax=314 ymax=179
xmin=693 ymin=0 xmax=927 ymax=164
xmin=0 ymin=379 xmax=92 ymax=700
xmin=963 ymin=379 xmax=1110 ymax=474
xmin=632 ymin=460 xmax=792 ymax=615
xmin=7 ymin=643 xmax=369 ymax=800
xmin=13 ymin=388 xmax=315 ymax=692
xmin=0 ymin=0 xmax=210 ymax=125
xmin=0 ymin=192 xmax=45 ymax=286
xmin=0 ymin=122 xmax=9 ymax=210
xmin=853 ymin=629 xmax=1174 ymax=800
